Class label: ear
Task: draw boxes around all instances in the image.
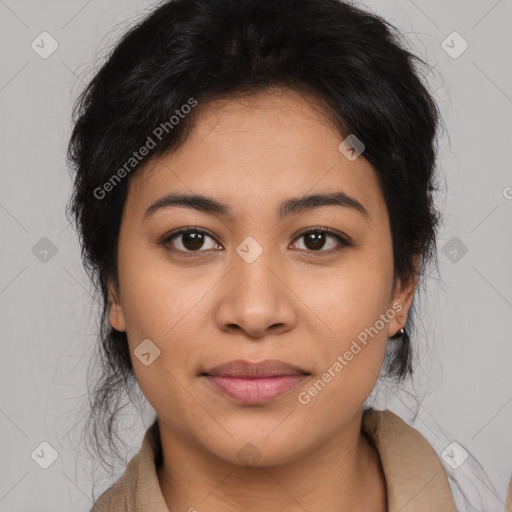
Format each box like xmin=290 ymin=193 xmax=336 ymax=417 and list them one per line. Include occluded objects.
xmin=108 ymin=278 xmax=126 ymax=332
xmin=387 ymin=254 xmax=420 ymax=338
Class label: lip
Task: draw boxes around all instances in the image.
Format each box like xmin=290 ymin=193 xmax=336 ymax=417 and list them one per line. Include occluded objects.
xmin=204 ymin=359 xmax=309 ymax=378
xmin=201 ymin=359 xmax=310 ymax=404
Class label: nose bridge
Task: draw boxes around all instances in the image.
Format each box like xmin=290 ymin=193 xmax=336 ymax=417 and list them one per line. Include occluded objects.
xmin=233 ymin=237 xmax=281 ymax=308
xmin=216 ymin=236 xmax=296 ymax=336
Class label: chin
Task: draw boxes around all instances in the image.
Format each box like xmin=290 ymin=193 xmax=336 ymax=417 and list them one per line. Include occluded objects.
xmin=202 ymin=429 xmax=308 ymax=468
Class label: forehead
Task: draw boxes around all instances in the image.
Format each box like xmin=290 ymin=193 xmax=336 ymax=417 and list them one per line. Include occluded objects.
xmin=124 ymin=88 xmax=386 ymax=224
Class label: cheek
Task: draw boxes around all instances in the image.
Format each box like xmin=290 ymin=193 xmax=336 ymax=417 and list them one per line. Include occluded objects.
xmin=116 ymin=238 xmax=209 ymax=340
xmin=116 ymin=244 xmax=216 ymax=402
xmin=309 ymin=244 xmax=394 ymax=335
xmin=117 ymin=254 xmax=206 ymax=428
xmin=295 ymin=270 xmax=393 ymax=423
xmin=303 ymin=250 xmax=393 ymax=391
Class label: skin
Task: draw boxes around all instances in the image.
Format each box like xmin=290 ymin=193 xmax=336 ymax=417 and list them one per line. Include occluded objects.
xmin=108 ymin=87 xmax=418 ymax=512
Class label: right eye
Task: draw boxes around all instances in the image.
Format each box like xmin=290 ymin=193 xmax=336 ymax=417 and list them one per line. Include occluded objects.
xmin=160 ymin=227 xmax=223 ymax=255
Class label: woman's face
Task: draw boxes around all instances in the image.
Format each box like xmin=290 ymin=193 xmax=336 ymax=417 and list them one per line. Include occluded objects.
xmin=109 ymin=87 xmax=416 ymax=465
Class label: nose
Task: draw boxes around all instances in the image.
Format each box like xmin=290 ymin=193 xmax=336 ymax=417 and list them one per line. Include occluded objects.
xmin=214 ymin=248 xmax=297 ymax=339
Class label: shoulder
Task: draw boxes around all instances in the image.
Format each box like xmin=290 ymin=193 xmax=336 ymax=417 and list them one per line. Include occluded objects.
xmin=361 ymin=408 xmax=458 ymax=512
xmin=89 ymin=452 xmax=142 ymax=512
xmin=362 ymin=407 xmax=437 ymax=450
xmin=506 ymin=473 xmax=512 ymax=511
xmin=89 ymin=419 xmax=163 ymax=512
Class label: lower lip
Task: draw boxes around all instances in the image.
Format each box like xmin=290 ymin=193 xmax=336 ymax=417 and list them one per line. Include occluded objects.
xmin=203 ymin=375 xmax=308 ymax=404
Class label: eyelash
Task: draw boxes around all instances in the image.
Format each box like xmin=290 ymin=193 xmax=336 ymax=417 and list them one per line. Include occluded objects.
xmin=159 ymin=226 xmax=353 ymax=257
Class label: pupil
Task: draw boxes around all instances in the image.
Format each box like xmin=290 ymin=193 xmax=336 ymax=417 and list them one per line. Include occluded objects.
xmin=183 ymin=232 xmax=204 ymax=250
xmin=305 ymin=232 xmax=325 ymax=250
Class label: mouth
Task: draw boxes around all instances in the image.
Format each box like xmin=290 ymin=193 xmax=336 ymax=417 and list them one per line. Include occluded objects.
xmin=200 ymin=359 xmax=310 ymax=404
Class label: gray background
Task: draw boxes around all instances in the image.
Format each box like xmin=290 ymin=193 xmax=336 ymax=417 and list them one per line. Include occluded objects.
xmin=1 ymin=0 xmax=511 ymax=510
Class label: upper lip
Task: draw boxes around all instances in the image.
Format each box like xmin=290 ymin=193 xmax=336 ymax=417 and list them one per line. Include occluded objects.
xmin=203 ymin=359 xmax=310 ymax=378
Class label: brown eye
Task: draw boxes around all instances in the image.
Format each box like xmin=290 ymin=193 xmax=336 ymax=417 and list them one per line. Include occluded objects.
xmin=291 ymin=228 xmax=351 ymax=253
xmin=162 ymin=228 xmax=221 ymax=254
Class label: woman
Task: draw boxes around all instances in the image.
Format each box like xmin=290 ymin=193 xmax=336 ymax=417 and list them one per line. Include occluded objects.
xmin=66 ymin=0 xmax=470 ymax=510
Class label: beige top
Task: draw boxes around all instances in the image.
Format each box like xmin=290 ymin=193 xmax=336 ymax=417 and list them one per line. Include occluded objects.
xmin=90 ymin=408 xmax=459 ymax=511
xmin=507 ymin=474 xmax=512 ymax=512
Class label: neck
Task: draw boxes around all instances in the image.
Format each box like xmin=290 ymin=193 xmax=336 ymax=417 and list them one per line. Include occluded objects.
xmin=156 ymin=408 xmax=387 ymax=512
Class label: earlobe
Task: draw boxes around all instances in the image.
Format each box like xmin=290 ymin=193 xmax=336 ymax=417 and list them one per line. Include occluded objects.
xmin=388 ymin=255 xmax=420 ymax=338
xmin=108 ymin=281 xmax=126 ymax=332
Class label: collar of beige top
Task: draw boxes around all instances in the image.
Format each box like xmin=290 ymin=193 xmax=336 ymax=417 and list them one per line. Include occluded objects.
xmin=92 ymin=408 xmax=459 ymax=512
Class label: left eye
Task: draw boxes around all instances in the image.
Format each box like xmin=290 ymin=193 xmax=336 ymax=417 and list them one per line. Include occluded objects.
xmin=290 ymin=228 xmax=351 ymax=252
xmin=160 ymin=227 xmax=351 ymax=255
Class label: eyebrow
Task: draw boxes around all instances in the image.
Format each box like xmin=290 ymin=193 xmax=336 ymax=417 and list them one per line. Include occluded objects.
xmin=143 ymin=191 xmax=370 ymax=221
